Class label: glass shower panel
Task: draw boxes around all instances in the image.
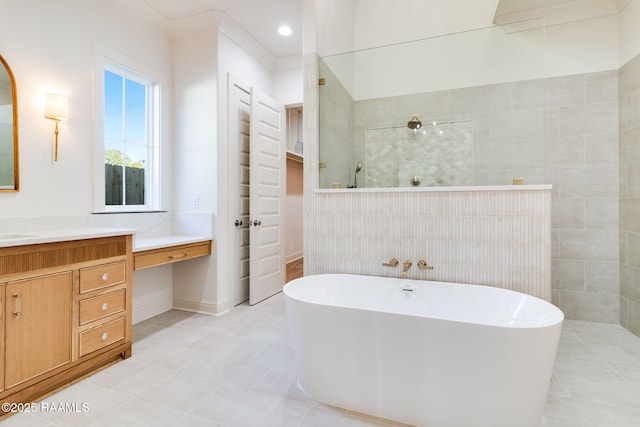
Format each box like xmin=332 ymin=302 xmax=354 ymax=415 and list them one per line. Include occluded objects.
xmin=318 ymin=21 xmax=545 ymax=189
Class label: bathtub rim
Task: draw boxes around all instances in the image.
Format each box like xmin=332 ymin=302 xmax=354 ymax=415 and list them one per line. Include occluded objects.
xmin=283 ymin=273 xmax=564 ymax=330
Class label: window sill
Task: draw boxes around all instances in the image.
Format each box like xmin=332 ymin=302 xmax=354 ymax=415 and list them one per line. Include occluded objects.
xmin=92 ymin=210 xmax=168 ymax=215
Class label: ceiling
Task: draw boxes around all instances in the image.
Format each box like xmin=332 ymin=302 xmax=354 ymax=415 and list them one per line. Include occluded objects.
xmin=136 ymin=0 xmax=631 ymax=58
xmin=496 ymin=0 xmax=630 ymax=16
xmin=142 ymin=0 xmax=303 ymax=59
xmin=494 ymin=0 xmax=632 ymax=25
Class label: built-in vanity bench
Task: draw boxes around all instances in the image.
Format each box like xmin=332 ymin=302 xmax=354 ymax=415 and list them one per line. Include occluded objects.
xmin=133 ymin=235 xmax=211 ymax=271
xmin=0 ymin=228 xmax=212 ymax=415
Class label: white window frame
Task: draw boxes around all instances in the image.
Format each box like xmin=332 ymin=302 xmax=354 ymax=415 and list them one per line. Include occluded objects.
xmin=92 ymin=44 xmax=162 ymax=212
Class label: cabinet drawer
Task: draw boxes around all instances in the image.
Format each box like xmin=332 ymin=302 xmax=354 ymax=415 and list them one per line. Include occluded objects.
xmin=79 ymin=261 xmax=125 ymax=293
xmin=79 ymin=317 xmax=125 ymax=357
xmin=134 ymin=242 xmax=211 ymax=270
xmin=79 ymin=289 xmax=126 ymax=325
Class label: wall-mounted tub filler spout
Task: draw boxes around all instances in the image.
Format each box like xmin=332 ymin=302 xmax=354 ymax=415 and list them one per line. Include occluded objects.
xmin=382 ymin=258 xmax=399 ymax=267
xmin=401 ymin=260 xmax=412 ymax=278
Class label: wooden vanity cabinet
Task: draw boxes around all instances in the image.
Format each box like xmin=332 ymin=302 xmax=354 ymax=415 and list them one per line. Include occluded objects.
xmin=133 ymin=241 xmax=211 ymax=270
xmin=5 ymin=271 xmax=73 ymax=389
xmin=77 ymin=261 xmax=128 ymax=358
xmin=0 ymin=235 xmax=133 ymax=410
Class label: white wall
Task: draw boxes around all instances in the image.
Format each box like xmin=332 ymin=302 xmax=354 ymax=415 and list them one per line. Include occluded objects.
xmin=274 ymin=55 xmax=304 ymax=106
xmin=132 ymin=265 xmax=174 ymax=324
xmin=0 ymin=1 xmax=303 ymax=320
xmin=545 ymin=15 xmax=619 ymax=78
xmin=351 ymin=0 xmax=621 ymax=78
xmin=0 ymin=0 xmax=174 ymax=323
xmin=0 ymin=0 xmax=171 ymax=217
xmin=169 ymin=12 xmax=224 ymax=315
xmin=317 ymin=0 xmax=621 ymax=100
xmin=170 ymin=11 xmax=301 ymax=315
xmin=170 ymin=12 xmax=221 ymax=214
xmin=620 ymin=0 xmax=640 ymax=65
xmin=313 ymin=0 xmax=500 ymax=56
xmin=347 ymin=25 xmax=545 ymax=100
xmin=353 ymin=0 xmax=500 ymax=51
xmin=313 ymin=0 xmax=359 ymax=56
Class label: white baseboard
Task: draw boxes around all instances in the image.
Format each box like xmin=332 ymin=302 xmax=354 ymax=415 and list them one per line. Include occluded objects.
xmin=286 ymin=253 xmax=303 ymax=264
xmin=173 ymin=297 xmax=230 ymax=316
xmin=133 ymin=299 xmax=173 ymax=324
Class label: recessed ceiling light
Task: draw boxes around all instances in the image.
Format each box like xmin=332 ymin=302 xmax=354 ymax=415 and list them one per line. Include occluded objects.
xmin=278 ymin=25 xmax=292 ymax=36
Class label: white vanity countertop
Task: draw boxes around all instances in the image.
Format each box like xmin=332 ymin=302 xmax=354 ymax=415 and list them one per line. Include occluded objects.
xmin=133 ymin=234 xmax=212 ymax=252
xmin=0 ymin=227 xmax=137 ymax=248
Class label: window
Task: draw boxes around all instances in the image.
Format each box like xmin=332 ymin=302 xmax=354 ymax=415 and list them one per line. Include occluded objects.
xmin=95 ymin=55 xmax=161 ymax=212
xmin=92 ymin=44 xmax=165 ymax=213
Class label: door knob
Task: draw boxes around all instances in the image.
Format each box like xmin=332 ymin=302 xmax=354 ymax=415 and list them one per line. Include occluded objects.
xmin=234 ymin=219 xmax=243 ymax=227
xmin=252 ymin=220 xmax=262 ymax=226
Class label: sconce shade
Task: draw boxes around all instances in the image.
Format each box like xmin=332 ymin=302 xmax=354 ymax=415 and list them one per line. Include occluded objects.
xmin=44 ymin=93 xmax=68 ymax=121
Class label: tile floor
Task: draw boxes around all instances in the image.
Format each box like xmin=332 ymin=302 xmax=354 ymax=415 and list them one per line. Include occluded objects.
xmin=3 ymin=292 xmax=640 ymax=426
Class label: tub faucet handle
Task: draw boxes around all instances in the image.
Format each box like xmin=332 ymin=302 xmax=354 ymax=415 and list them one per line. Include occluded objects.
xmin=418 ymin=260 xmax=434 ymax=270
xmin=382 ymin=258 xmax=399 ymax=267
xmin=401 ymin=260 xmax=412 ymax=278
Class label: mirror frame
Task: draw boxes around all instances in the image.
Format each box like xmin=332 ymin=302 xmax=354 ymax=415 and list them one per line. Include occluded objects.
xmin=0 ymin=54 xmax=18 ymax=192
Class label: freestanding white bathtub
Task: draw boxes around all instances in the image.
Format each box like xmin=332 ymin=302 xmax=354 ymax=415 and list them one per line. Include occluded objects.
xmin=283 ymin=274 xmax=563 ymax=427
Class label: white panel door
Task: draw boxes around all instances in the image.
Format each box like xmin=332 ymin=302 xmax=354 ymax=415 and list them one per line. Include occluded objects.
xmin=249 ymin=88 xmax=286 ymax=305
xmin=229 ymin=78 xmax=252 ymax=305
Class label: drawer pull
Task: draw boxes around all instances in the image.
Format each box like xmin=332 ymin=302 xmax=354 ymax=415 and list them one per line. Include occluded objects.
xmin=102 ymin=273 xmax=109 ymax=281
xmin=101 ymin=303 xmax=109 ymax=311
xmin=169 ymin=252 xmax=188 ymax=260
xmin=101 ymin=332 xmax=108 ymax=341
xmin=13 ymin=293 xmax=21 ymax=317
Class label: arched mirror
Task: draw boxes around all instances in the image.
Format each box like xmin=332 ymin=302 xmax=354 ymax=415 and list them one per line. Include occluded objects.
xmin=0 ymin=54 xmax=18 ymax=192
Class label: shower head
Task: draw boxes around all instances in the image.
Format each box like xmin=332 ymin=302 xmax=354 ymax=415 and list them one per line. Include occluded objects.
xmin=407 ymin=114 xmax=422 ymax=130
xmin=350 ymin=162 xmax=363 ymax=188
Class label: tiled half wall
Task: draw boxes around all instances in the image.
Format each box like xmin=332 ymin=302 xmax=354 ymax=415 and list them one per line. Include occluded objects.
xmin=306 ymin=189 xmax=552 ymax=301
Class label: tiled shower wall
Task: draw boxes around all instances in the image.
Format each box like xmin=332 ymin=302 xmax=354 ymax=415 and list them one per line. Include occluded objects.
xmin=351 ymin=80 xmax=546 ymax=187
xmin=547 ymin=71 xmax=619 ymax=323
xmin=620 ymin=53 xmax=640 ymax=336
xmin=307 ymin=53 xmax=621 ymax=324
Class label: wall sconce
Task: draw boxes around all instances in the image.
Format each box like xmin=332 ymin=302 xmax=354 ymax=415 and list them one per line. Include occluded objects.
xmin=44 ymin=93 xmax=68 ymax=162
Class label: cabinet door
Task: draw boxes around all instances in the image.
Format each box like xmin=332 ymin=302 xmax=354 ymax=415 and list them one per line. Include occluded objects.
xmin=5 ymin=271 xmax=73 ymax=389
